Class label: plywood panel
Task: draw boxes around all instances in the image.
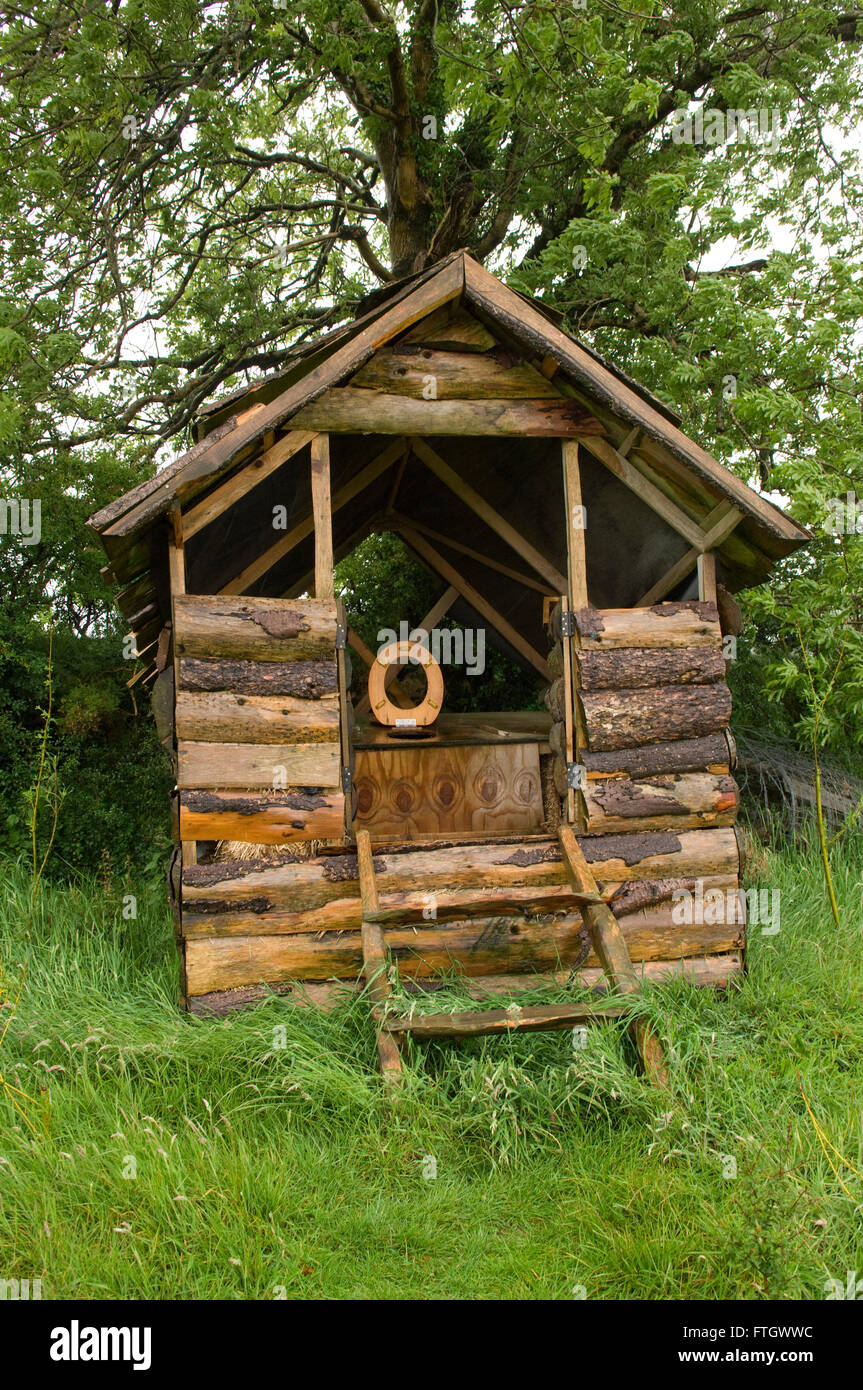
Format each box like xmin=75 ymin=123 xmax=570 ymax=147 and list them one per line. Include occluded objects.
xmin=353 ymin=742 xmax=544 ymax=838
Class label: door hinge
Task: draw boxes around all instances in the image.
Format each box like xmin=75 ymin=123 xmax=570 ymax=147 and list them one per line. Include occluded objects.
xmin=560 ymin=610 xmax=576 ymax=639
xmin=335 ymin=622 xmax=347 ymax=650
xmin=341 ymin=767 xmax=353 ymax=793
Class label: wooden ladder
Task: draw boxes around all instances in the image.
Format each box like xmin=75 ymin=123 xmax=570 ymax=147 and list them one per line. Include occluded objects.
xmin=355 ymin=828 xmax=668 ymax=1087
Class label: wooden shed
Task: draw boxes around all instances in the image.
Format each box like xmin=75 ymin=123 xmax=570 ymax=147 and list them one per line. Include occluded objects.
xmin=88 ymin=251 xmax=809 ymax=1027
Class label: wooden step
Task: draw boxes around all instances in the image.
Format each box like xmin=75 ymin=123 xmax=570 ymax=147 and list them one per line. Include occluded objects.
xmin=365 ymin=883 xmax=604 ymax=927
xmin=381 ymin=1000 xmax=626 ymax=1040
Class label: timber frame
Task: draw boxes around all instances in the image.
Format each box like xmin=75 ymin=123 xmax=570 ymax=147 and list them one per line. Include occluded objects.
xmin=88 ymin=251 xmax=809 ymax=1070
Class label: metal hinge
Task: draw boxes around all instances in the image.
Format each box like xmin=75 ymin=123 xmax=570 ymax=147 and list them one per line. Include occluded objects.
xmin=335 ymin=622 xmax=347 ymax=650
xmin=560 ymin=610 xmax=576 ymax=639
xmin=566 ymin=761 xmax=586 ymax=791
xmin=341 ymin=767 xmax=353 ymax=793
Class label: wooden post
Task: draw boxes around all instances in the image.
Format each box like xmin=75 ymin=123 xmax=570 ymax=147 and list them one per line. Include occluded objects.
xmin=562 ymin=441 xmax=588 ymax=827
xmin=558 ymin=825 xmax=668 ymax=1086
xmin=697 ymin=550 xmax=717 ymax=603
xmin=311 ymin=433 xmax=334 ymax=602
xmin=356 ymin=829 xmax=403 ymax=1083
xmin=168 ymin=506 xmax=196 ymax=870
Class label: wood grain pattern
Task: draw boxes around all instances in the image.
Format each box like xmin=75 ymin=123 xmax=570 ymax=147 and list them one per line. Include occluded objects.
xmin=176 ymin=691 xmax=340 ymax=744
xmin=291 ymin=388 xmax=607 ymax=437
xmin=182 ymin=828 xmax=741 ymax=917
xmin=583 ymin=772 xmax=739 ymax=834
xmin=179 ymin=788 xmax=345 ymax=843
xmin=353 ymin=742 xmax=544 ymax=838
xmin=350 ymin=345 xmax=561 ymax=398
xmin=178 ymin=740 xmax=341 ymax=790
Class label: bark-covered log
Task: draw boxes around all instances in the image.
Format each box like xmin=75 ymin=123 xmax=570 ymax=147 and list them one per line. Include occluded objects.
xmin=183 ymin=904 xmax=743 ymax=993
xmin=179 ymin=657 xmax=337 ymax=698
xmin=549 ymin=720 xmax=567 ymax=756
xmin=575 ymin=602 xmax=721 ymax=650
xmin=185 ymin=949 xmax=744 ymax=1010
xmin=175 ymin=691 xmax=340 ymax=744
xmin=583 ymin=772 xmax=738 ymax=834
xmin=547 ymin=642 xmax=565 ymax=678
xmin=579 ymin=683 xmax=731 ymax=752
xmin=174 ymin=595 xmax=337 ymax=661
xmin=576 ymin=645 xmax=726 ymax=691
xmin=182 ymin=827 xmax=740 ymax=923
xmin=180 ymin=788 xmax=345 ymax=844
xmin=582 ymin=732 xmax=732 ymax=779
xmin=544 ymin=677 xmax=567 ymax=721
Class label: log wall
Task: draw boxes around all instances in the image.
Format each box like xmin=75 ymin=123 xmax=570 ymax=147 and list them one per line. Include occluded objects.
xmin=174 ymin=595 xmax=346 ymax=845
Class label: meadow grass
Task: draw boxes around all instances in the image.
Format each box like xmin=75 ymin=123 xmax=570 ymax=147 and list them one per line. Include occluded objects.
xmin=0 ymin=835 xmax=861 ymax=1301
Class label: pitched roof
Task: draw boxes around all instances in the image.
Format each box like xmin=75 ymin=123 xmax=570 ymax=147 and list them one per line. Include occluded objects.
xmin=88 ymin=250 xmax=809 ymax=567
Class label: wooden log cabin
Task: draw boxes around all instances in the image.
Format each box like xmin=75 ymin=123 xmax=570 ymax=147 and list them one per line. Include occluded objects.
xmin=88 ymin=251 xmax=810 ymax=1028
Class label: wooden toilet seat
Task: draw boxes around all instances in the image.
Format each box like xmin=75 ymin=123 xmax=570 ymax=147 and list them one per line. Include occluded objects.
xmin=367 ymin=640 xmax=444 ymax=727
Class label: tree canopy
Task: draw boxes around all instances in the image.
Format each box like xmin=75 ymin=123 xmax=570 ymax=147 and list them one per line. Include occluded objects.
xmin=1 ymin=0 xmax=862 ymax=751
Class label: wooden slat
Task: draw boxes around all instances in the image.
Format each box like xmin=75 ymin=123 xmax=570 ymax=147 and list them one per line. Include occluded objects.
xmin=291 ymin=388 xmax=607 ymax=437
xmin=637 ymin=505 xmax=742 ymax=606
xmin=387 ymin=514 xmax=554 ymax=596
xmin=178 ymin=741 xmax=341 ymax=790
xmin=383 ymin=1001 xmax=625 ymax=1039
xmin=411 ymin=436 xmax=567 ymax=594
xmin=310 ymin=433 xmax=334 ymax=602
xmin=182 ymin=430 xmax=317 ymax=539
xmin=181 ymin=828 xmax=742 ymax=916
xmin=356 ymin=828 xmax=403 ymax=1081
xmin=182 ymin=915 xmax=743 ymax=991
xmin=558 ymin=824 xmax=668 ymax=1084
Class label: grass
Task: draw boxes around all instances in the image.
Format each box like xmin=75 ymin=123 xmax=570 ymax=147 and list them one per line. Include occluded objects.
xmin=0 ymin=834 xmax=861 ymax=1301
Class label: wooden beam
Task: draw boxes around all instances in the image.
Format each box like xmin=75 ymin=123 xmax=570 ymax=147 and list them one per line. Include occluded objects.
xmin=562 ymin=441 xmax=588 ymax=610
xmin=350 ymin=346 xmax=561 ymax=399
xmin=387 ymin=513 xmax=555 ymax=596
xmin=167 ymin=508 xmax=195 ymax=871
xmin=311 ymin=434 xmax=334 ymax=602
xmin=291 ymin=389 xmax=606 ymax=438
xmin=221 ymin=437 xmax=407 ymax=594
xmin=410 ymin=436 xmax=568 ymax=594
xmin=181 ymin=430 xmax=317 ymax=540
xmin=636 ymin=503 xmax=742 ymax=607
xmin=585 ymin=437 xmax=707 ymax=550
xmin=398 ymin=526 xmax=552 ymax=679
xmin=92 ymin=256 xmax=465 ymax=540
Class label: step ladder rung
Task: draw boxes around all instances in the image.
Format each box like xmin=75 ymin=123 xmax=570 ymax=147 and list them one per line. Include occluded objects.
xmin=365 ymin=883 xmax=603 ymax=927
xmin=382 ymin=1000 xmax=626 ymax=1040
